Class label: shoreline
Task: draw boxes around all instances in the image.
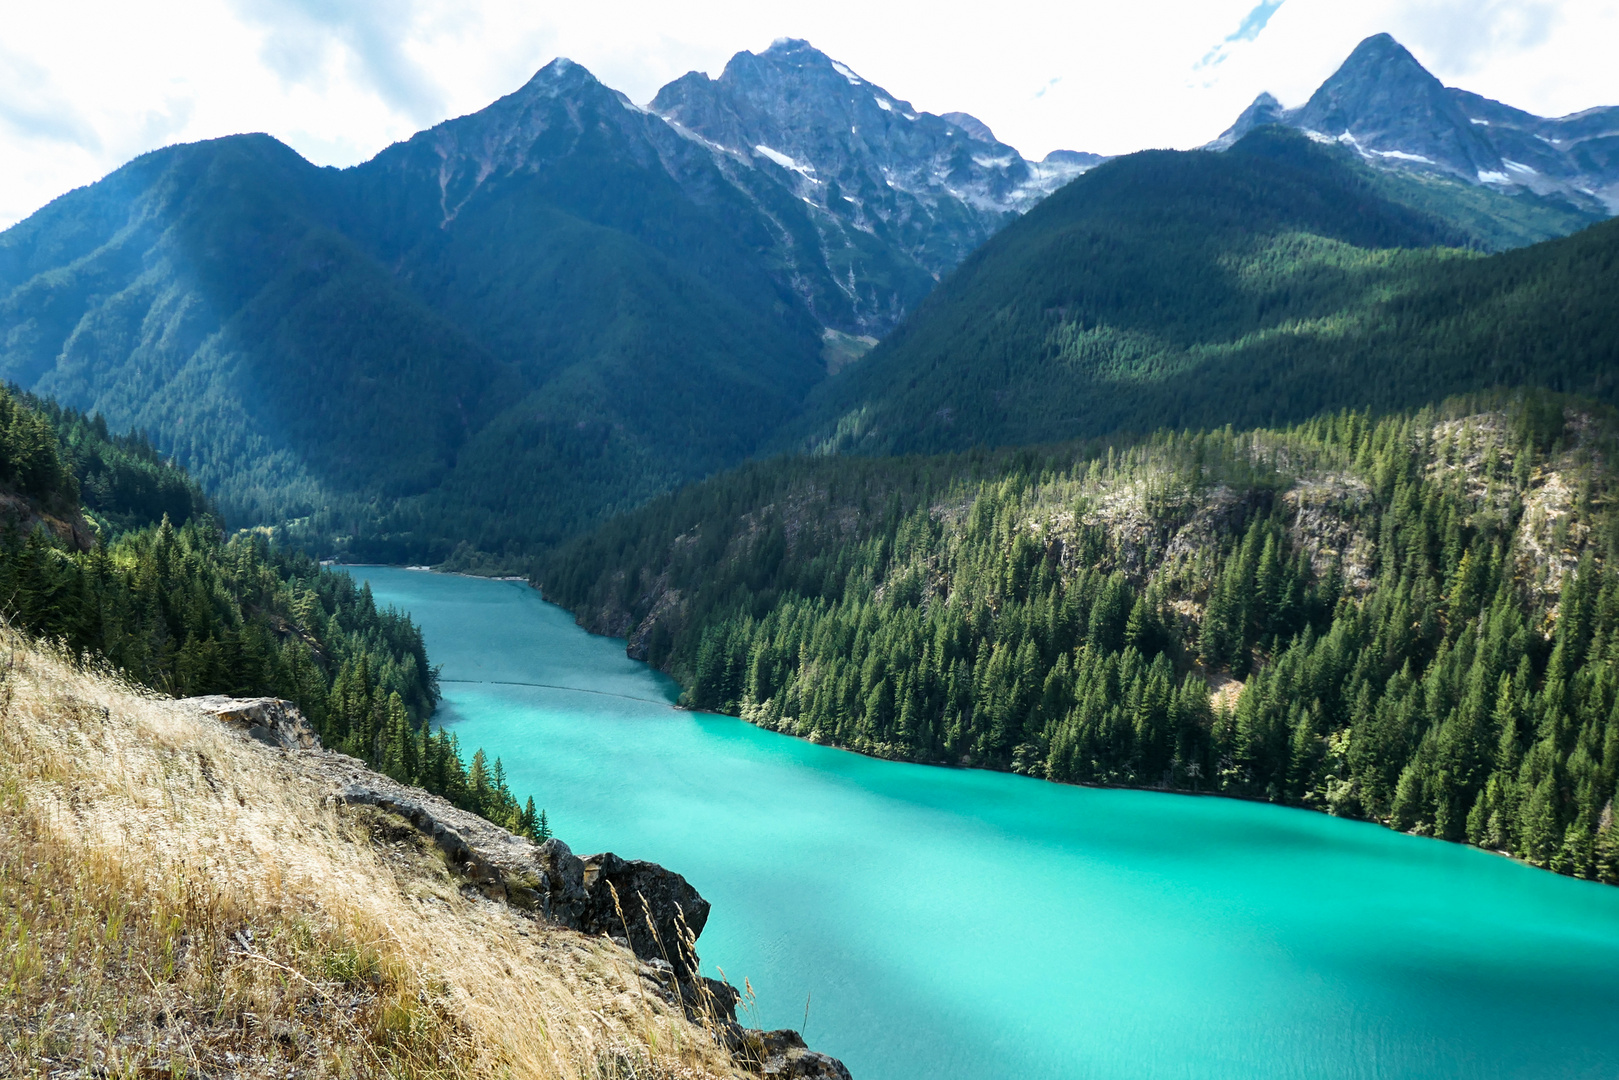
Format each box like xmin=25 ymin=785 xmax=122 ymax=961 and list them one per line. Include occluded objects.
xmin=325 ymin=560 xmax=534 ymax=585
xmin=338 ymin=563 xmax=1577 ymax=886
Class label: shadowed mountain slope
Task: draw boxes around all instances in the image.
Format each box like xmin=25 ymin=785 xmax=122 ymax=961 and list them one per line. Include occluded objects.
xmin=0 ymin=48 xmax=1097 ymax=564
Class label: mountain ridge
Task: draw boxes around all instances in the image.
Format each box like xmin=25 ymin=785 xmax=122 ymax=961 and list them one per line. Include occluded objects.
xmin=1213 ymin=33 xmax=1619 ymax=214
xmin=0 ymin=42 xmax=1100 ymax=561
xmin=650 ymin=37 xmax=1099 ymax=314
xmin=4 ymin=34 xmax=1615 ymax=570
xmin=791 ymin=124 xmax=1619 ymax=458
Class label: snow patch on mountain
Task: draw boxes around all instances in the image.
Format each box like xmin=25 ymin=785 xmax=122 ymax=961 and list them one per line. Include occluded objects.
xmin=646 ymin=39 xmax=1109 ymax=334
xmin=1372 ymin=149 xmax=1435 ymax=164
xmin=755 ymin=144 xmax=816 ymax=177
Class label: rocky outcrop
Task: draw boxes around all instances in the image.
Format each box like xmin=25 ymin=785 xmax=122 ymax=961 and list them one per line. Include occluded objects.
xmin=573 ymin=851 xmax=711 ymax=976
xmin=187 ymin=697 xmax=320 ymax=751
xmin=184 ymin=695 xmax=854 ymax=1077
xmin=734 ymin=1029 xmax=854 ymax=1080
xmin=0 ymin=490 xmax=96 ymax=552
xmin=299 ymin=753 xmax=712 ymax=974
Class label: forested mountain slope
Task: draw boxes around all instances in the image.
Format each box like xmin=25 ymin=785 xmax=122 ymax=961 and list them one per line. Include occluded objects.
xmin=0 ymin=83 xmax=822 ymax=560
xmin=6 ymin=40 xmax=1610 ymax=570
xmin=796 ymin=128 xmax=1619 ymax=458
xmin=546 ymin=393 xmax=1619 ymax=883
xmin=0 ymin=45 xmax=1096 ymax=566
xmin=0 ymin=134 xmax=516 ymax=537
xmin=0 ymin=386 xmax=540 ymax=837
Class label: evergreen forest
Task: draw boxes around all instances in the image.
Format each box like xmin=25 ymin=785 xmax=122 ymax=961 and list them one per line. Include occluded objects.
xmin=6 ymin=89 xmax=1619 ymax=886
xmin=545 ymin=393 xmax=1619 ymax=882
xmin=0 ymin=385 xmax=546 ymax=840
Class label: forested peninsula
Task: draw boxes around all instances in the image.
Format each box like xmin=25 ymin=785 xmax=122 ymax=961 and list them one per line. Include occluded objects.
xmin=546 ymin=394 xmax=1619 ymax=883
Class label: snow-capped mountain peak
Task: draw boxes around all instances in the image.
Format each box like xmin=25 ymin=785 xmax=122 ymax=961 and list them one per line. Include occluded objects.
xmin=1210 ymin=33 xmax=1619 ymax=213
xmin=649 ymin=39 xmax=1106 ymax=292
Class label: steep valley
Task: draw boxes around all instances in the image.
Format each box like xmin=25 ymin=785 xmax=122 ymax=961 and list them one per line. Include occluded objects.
xmin=2 ymin=35 xmax=1615 ymax=571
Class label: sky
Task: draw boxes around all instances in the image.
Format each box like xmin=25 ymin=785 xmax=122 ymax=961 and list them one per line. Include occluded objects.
xmin=2 ymin=0 xmax=1617 ymax=228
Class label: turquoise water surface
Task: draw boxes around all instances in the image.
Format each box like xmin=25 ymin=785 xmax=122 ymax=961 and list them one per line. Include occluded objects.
xmin=358 ymin=567 xmax=1619 ymax=1080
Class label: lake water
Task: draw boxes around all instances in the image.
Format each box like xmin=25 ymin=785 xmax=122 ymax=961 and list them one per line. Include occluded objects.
xmin=358 ymin=567 xmax=1619 ymax=1080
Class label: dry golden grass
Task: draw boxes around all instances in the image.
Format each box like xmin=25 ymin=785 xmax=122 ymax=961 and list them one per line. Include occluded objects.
xmin=0 ymin=629 xmax=746 ymax=1080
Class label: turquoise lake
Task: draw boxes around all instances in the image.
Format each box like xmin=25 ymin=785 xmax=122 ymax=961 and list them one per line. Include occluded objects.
xmin=357 ymin=567 xmax=1619 ymax=1080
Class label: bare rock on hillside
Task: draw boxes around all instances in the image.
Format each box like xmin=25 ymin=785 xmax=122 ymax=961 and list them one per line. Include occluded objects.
xmin=575 ymin=851 xmax=712 ymax=976
xmin=187 ymin=696 xmax=320 ymax=750
xmin=0 ymin=491 xmax=96 ymax=551
xmin=734 ymin=1029 xmax=855 ymax=1080
xmin=188 ymin=698 xmax=712 ymax=976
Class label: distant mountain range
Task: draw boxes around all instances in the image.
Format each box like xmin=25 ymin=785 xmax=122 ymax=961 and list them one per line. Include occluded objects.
xmin=0 ymin=32 xmax=1614 ymax=567
xmin=653 ymin=38 xmax=1099 ymax=319
xmin=0 ymin=40 xmax=1096 ymax=561
xmin=1213 ymin=33 xmax=1619 ymax=215
xmin=791 ymin=125 xmax=1619 ymax=457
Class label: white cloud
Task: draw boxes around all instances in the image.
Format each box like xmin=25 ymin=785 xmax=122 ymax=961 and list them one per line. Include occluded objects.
xmin=1 ymin=0 xmax=1616 ymax=228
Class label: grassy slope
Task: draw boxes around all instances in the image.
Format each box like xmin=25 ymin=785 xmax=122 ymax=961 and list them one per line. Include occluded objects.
xmin=0 ymin=631 xmax=742 ymax=1078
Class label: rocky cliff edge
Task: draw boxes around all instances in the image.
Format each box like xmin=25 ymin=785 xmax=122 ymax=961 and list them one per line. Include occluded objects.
xmin=184 ymin=695 xmax=852 ymax=1080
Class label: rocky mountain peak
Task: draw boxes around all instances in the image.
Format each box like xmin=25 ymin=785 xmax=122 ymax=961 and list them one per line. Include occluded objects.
xmin=1292 ymin=32 xmax=1480 ymax=151
xmin=1332 ymin=33 xmax=1426 ymax=81
xmin=506 ymin=56 xmax=615 ymax=107
xmin=648 ymin=40 xmax=1100 ymax=292
xmin=940 ymin=112 xmax=997 ymax=143
xmin=1208 ymin=33 xmax=1619 ymax=212
xmin=1209 ymin=91 xmax=1287 ymax=149
xmin=368 ymin=54 xmax=679 ymax=231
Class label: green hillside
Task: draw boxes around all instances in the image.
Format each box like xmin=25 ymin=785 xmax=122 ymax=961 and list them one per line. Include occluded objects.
xmin=0 ymin=79 xmax=826 ymax=565
xmin=797 ymin=128 xmax=1619 ymax=457
xmin=0 ymin=135 xmax=514 ymax=528
xmin=0 ymin=386 xmax=543 ymax=839
xmin=6 ymin=105 xmax=1611 ymax=571
xmin=1366 ymin=166 xmax=1607 ymax=252
xmin=545 ymin=392 xmax=1619 ymax=882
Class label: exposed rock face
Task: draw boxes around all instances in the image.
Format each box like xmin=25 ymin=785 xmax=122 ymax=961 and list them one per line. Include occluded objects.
xmin=652 ymin=38 xmax=1100 ymax=298
xmin=360 ymin=41 xmax=1104 ymax=346
xmin=732 ymin=1029 xmax=854 ymax=1080
xmin=575 ymin=851 xmax=711 ymax=975
xmin=0 ymin=490 xmax=96 ymax=552
xmin=187 ymin=697 xmax=319 ymax=751
xmin=305 ymin=755 xmax=711 ymax=974
xmin=1211 ymin=33 xmax=1619 ymax=213
xmin=184 ymin=695 xmax=854 ymax=1076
